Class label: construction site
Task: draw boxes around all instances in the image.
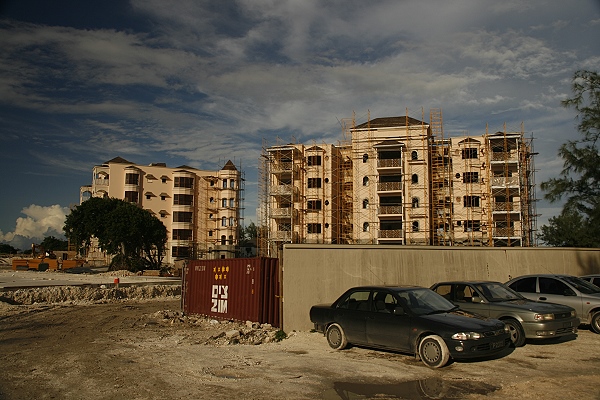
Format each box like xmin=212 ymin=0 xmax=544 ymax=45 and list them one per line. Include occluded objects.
xmin=258 ymin=109 xmax=537 ymax=258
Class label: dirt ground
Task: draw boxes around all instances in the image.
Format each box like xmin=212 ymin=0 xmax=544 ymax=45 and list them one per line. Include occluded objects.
xmin=1 ymin=286 xmax=600 ymax=399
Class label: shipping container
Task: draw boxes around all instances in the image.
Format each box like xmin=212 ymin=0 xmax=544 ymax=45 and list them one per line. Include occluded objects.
xmin=182 ymin=257 xmax=280 ymax=328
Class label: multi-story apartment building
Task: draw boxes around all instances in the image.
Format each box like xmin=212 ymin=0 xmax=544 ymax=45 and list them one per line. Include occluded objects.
xmin=80 ymin=157 xmax=243 ymax=264
xmin=258 ymin=110 xmax=536 ymax=257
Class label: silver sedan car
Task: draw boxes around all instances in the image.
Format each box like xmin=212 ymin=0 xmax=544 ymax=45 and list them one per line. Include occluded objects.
xmin=506 ymin=274 xmax=600 ymax=334
xmin=431 ymin=281 xmax=578 ymax=347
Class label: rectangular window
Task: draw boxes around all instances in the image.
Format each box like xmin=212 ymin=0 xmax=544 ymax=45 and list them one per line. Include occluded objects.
xmin=172 ymin=229 xmax=192 ymax=240
xmin=308 ymin=178 xmax=322 ymax=188
xmin=229 ymin=198 xmax=235 ymax=208
xmin=307 ymin=200 xmax=322 ymax=210
xmin=230 ymin=179 xmax=235 ymax=188
xmin=174 ymin=176 xmax=194 ymax=188
xmin=173 ymin=211 xmax=193 ymax=223
xmin=222 ymin=179 xmax=227 ymax=188
xmin=174 ymin=194 xmax=193 ymax=205
xmin=462 ymin=148 xmax=478 ymax=159
xmin=124 ymin=191 xmax=138 ymax=203
xmin=463 ymin=196 xmax=480 ymax=207
xmin=307 ymin=155 xmax=322 ymax=166
xmin=222 ymin=198 xmax=227 ymax=208
xmin=463 ymin=172 xmax=479 ymax=183
xmin=307 ymin=223 xmax=322 ymax=234
xmin=171 ymin=246 xmax=190 ymax=258
xmin=464 ymin=220 xmax=481 ymax=232
xmin=125 ymin=173 xmax=139 ymax=185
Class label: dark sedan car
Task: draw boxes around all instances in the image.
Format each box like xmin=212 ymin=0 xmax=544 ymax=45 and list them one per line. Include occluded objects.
xmin=309 ymin=286 xmax=511 ymax=368
xmin=431 ymin=281 xmax=579 ymax=347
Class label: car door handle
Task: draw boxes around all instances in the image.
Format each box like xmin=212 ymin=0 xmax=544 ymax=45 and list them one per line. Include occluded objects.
xmin=539 ymin=297 xmax=547 ymax=301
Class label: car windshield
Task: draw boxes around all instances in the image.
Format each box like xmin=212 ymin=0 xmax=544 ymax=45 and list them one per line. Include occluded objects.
xmin=561 ymin=276 xmax=600 ymax=294
xmin=474 ymin=282 xmax=523 ymax=302
xmin=395 ymin=288 xmax=456 ymax=316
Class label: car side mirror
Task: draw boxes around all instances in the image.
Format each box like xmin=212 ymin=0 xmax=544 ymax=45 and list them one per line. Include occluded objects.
xmin=472 ymin=296 xmax=483 ymax=303
xmin=393 ymin=306 xmax=406 ymax=316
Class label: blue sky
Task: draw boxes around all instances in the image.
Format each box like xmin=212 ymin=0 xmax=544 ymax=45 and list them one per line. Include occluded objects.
xmin=0 ymin=0 xmax=599 ymax=250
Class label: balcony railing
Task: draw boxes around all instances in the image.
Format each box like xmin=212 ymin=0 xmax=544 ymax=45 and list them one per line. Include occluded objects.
xmin=94 ymin=178 xmax=109 ymax=186
xmin=379 ymin=229 xmax=403 ymax=238
xmin=377 ymin=182 xmax=402 ymax=192
xmin=271 ymin=208 xmax=297 ymax=218
xmin=491 ymin=176 xmax=519 ymax=187
xmin=377 ymin=159 xmax=401 ymax=168
xmin=271 ymin=231 xmax=298 ymax=241
xmin=272 ymin=162 xmax=298 ymax=174
xmin=270 ymin=185 xmax=298 ymax=196
xmin=378 ymin=205 xmax=403 ymax=215
xmin=491 ymin=152 xmax=518 ymax=162
xmin=493 ymin=202 xmax=520 ymax=212
xmin=493 ymin=227 xmax=516 ymax=237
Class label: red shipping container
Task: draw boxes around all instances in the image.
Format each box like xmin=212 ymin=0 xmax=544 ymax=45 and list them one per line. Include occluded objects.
xmin=182 ymin=257 xmax=280 ymax=328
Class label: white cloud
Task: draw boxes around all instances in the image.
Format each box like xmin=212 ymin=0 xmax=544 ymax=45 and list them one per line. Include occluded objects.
xmin=0 ymin=205 xmax=69 ymax=246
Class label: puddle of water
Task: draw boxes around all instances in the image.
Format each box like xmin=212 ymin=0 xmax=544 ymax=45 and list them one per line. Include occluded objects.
xmin=321 ymin=377 xmax=499 ymax=400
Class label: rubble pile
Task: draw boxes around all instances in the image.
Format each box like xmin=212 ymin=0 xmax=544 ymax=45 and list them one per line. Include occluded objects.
xmin=1 ymin=284 xmax=181 ymax=305
xmin=152 ymin=310 xmax=287 ymax=346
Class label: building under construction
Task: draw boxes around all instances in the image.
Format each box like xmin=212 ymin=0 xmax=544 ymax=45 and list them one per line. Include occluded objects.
xmin=258 ymin=109 xmax=537 ymax=257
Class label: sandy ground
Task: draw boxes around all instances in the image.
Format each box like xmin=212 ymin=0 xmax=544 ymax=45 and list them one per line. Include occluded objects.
xmin=1 ymin=277 xmax=600 ymax=399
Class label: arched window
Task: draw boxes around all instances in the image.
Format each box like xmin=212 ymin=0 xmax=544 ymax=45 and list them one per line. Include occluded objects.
xmin=363 ymin=222 xmax=369 ymax=232
xmin=412 ymin=221 xmax=419 ymax=232
xmin=228 ymin=235 xmax=234 ymax=244
xmin=363 ymin=176 xmax=369 ymax=186
xmin=221 ymin=217 xmax=227 ymax=226
xmin=362 ymin=154 xmax=368 ymax=163
xmin=411 ymin=151 xmax=418 ymax=160
xmin=362 ymin=199 xmax=369 ymax=209
xmin=220 ymin=235 xmax=226 ymax=245
xmin=412 ymin=197 xmax=419 ymax=208
xmin=412 ymin=174 xmax=418 ymax=184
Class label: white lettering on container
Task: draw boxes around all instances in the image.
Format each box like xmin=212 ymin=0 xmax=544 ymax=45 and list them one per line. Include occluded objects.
xmin=211 ymin=285 xmax=229 ymax=313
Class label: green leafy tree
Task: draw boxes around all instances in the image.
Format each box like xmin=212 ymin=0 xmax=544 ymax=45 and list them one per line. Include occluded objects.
xmin=64 ymin=197 xmax=167 ymax=271
xmin=40 ymin=236 xmax=68 ymax=251
xmin=540 ymin=70 xmax=600 ymax=247
xmin=0 ymin=243 xmax=19 ymax=254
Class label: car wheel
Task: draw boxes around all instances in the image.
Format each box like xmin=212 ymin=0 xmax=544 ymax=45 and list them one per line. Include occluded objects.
xmin=418 ymin=335 xmax=450 ymax=368
xmin=591 ymin=311 xmax=600 ymax=334
xmin=326 ymin=323 xmax=348 ymax=350
xmin=504 ymin=319 xmax=526 ymax=347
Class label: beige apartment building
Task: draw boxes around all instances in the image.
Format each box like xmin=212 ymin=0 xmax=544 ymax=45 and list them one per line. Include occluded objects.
xmin=258 ymin=110 xmax=536 ymax=257
xmin=80 ymin=157 xmax=243 ymax=265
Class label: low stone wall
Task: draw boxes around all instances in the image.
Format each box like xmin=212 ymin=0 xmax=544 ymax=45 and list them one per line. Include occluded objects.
xmin=281 ymin=245 xmax=600 ymax=332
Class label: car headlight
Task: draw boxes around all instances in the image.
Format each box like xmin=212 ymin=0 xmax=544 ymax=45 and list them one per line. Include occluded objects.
xmin=534 ymin=313 xmax=554 ymax=321
xmin=452 ymin=332 xmax=482 ymax=340
xmin=570 ymin=310 xmax=576 ymax=318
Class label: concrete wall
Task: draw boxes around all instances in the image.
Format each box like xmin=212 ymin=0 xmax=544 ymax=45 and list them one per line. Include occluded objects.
xmin=281 ymin=244 xmax=600 ymax=332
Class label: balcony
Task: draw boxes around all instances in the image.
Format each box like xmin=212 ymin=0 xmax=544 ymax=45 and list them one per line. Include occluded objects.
xmin=493 ymin=202 xmax=521 ymax=212
xmin=94 ymin=178 xmax=109 ymax=187
xmin=378 ymin=205 xmax=402 ymax=215
xmin=271 ymin=231 xmax=297 ymax=241
xmin=377 ymin=158 xmax=401 ymax=169
xmin=271 ymin=208 xmax=298 ymax=218
xmin=493 ymin=227 xmax=517 ymax=237
xmin=491 ymin=176 xmax=519 ymax=187
xmin=272 ymin=162 xmax=299 ymax=175
xmin=379 ymin=229 xmax=403 ymax=238
xmin=490 ymin=151 xmax=518 ymax=163
xmin=270 ymin=185 xmax=299 ymax=197
xmin=377 ymin=182 xmax=402 ymax=192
